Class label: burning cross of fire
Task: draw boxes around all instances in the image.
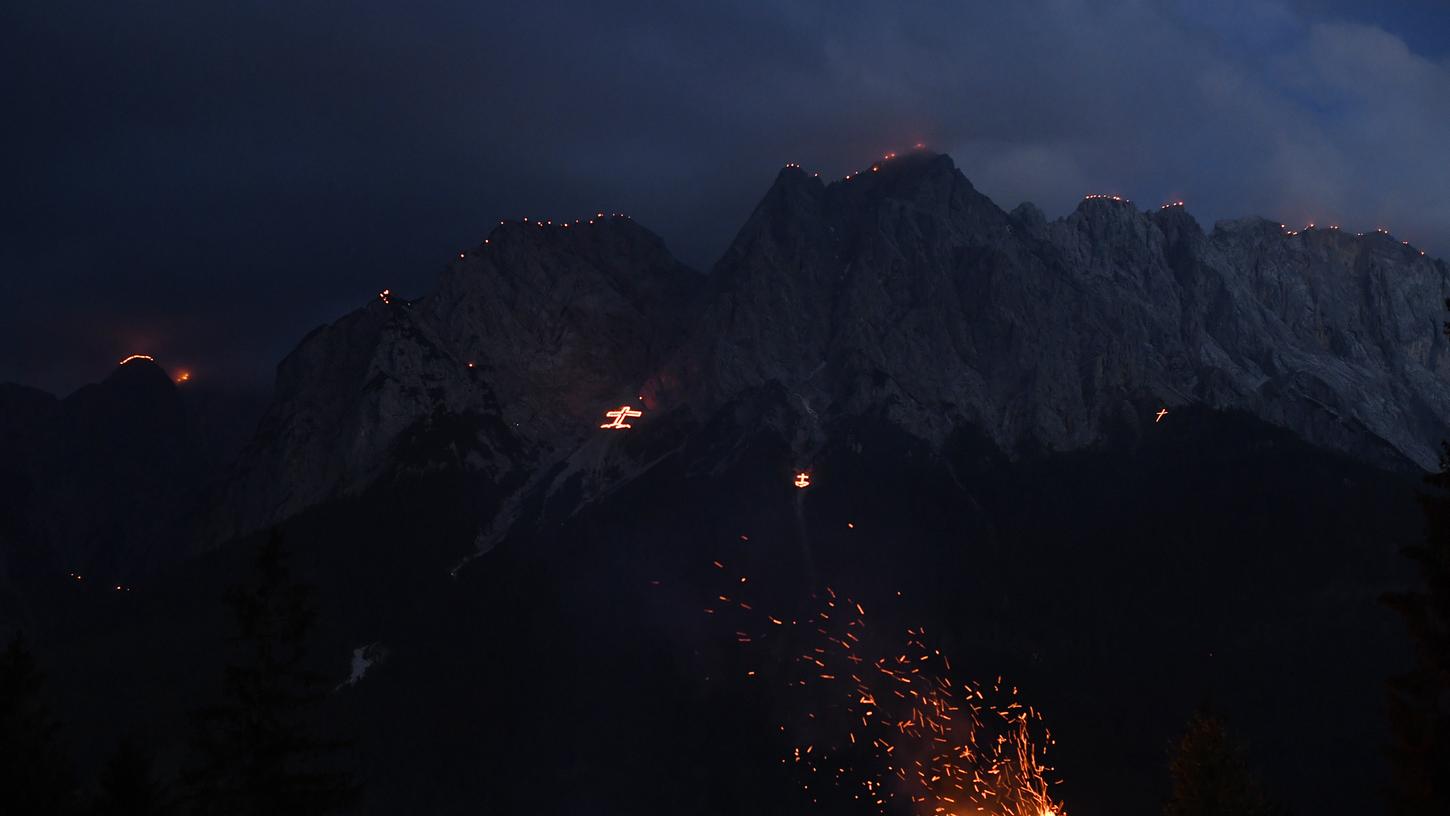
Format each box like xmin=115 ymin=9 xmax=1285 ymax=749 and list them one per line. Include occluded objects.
xmin=600 ymin=405 xmax=642 ymax=430
xmin=794 ymin=472 xmax=811 ymax=488
xmin=1155 ymin=407 xmax=1168 ymax=422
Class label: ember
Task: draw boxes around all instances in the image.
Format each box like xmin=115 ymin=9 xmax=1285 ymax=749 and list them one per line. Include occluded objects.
xmin=706 ymin=565 xmax=1067 ymax=815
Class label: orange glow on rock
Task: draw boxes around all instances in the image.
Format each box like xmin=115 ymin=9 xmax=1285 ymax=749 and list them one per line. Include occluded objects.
xmin=175 ymin=371 xmax=191 ymax=383
xmin=600 ymin=405 xmax=642 ymax=429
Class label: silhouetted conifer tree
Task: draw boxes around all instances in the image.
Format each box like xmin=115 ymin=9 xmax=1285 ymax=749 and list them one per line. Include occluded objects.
xmin=1381 ymin=302 xmax=1450 ymax=814
xmin=1164 ymin=707 xmax=1274 ymax=816
xmin=182 ymin=531 xmax=357 ymax=815
xmin=0 ymin=632 xmax=77 ymax=814
xmin=90 ymin=735 xmax=172 ymax=815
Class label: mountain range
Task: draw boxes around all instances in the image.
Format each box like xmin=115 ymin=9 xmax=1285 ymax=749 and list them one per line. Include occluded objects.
xmin=215 ymin=149 xmax=1448 ymax=547
xmin=3 ymin=148 xmax=1446 ymax=815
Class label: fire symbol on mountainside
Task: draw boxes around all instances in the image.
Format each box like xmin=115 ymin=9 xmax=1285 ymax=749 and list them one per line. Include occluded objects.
xmin=1155 ymin=408 xmax=1168 ymax=423
xmin=795 ymin=472 xmax=812 ymax=488
xmin=600 ymin=405 xmax=642 ymax=429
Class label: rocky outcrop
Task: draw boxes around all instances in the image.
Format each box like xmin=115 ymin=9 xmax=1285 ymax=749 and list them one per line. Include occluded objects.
xmin=216 ymin=216 xmax=702 ymax=539
xmin=222 ymin=150 xmax=1450 ymax=544
xmin=655 ymin=152 xmax=1450 ymax=471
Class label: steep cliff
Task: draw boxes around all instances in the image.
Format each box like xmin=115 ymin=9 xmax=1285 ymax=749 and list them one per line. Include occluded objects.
xmin=222 ymin=149 xmax=1450 ymax=543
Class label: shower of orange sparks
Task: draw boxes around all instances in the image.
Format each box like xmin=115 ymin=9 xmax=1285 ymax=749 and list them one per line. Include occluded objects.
xmin=704 ymin=563 xmax=1067 ymax=816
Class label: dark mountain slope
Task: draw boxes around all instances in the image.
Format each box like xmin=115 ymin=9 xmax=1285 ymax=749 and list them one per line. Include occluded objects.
xmin=0 ymin=359 xmax=266 ymax=594
xmin=8 ymin=149 xmax=1449 ymax=815
xmin=32 ymin=404 xmax=1421 ymax=816
xmin=215 ymin=215 xmax=703 ymax=543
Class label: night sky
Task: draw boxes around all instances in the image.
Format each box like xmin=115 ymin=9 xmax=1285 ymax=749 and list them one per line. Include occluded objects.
xmin=4 ymin=1 xmax=1448 ymax=395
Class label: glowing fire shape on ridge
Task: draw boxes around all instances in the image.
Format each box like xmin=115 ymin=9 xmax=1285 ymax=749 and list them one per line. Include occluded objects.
xmin=118 ymin=354 xmax=154 ymax=366
xmin=600 ymin=405 xmax=642 ymax=430
xmin=794 ymin=472 xmax=811 ymax=488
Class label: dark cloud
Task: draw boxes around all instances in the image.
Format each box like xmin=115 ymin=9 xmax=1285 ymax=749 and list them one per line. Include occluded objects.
xmin=2 ymin=0 xmax=1446 ymax=393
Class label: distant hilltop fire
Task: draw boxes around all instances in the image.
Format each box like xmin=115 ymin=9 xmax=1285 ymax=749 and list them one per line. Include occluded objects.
xmin=116 ymin=353 xmax=191 ymax=383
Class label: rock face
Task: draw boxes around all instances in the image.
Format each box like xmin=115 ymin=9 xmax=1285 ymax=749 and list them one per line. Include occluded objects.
xmin=216 ymin=216 xmax=701 ymax=540
xmin=221 ymin=150 xmax=1450 ymax=542
xmin=659 ymin=153 xmax=1450 ymax=471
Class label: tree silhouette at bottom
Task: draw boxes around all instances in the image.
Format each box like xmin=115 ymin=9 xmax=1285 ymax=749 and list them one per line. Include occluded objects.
xmin=0 ymin=632 xmax=77 ymax=814
xmin=1383 ymin=439 xmax=1450 ymax=815
xmin=182 ymin=531 xmax=357 ymax=816
xmin=91 ymin=735 xmax=172 ymax=816
xmin=1164 ymin=707 xmax=1275 ymax=816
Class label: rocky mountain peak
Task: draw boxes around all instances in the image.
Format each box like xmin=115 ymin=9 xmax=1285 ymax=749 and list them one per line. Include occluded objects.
xmin=1009 ymin=201 xmax=1048 ymax=231
xmin=217 ymin=150 xmax=1450 ymax=545
xmin=217 ymin=207 xmax=704 ymax=539
xmin=102 ymin=356 xmax=175 ymax=389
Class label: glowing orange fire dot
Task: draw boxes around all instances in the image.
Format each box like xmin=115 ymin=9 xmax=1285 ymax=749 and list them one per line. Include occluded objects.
xmin=175 ymin=371 xmax=191 ymax=383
